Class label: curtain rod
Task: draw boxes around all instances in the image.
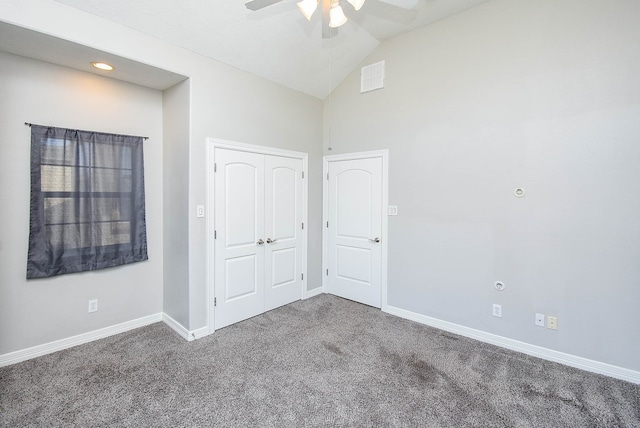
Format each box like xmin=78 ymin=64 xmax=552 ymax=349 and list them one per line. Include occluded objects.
xmin=24 ymin=122 xmax=149 ymax=140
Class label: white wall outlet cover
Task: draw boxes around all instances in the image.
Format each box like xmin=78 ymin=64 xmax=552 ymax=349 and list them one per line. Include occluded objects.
xmin=535 ymin=313 xmax=545 ymax=327
xmin=492 ymin=304 xmax=502 ymax=317
xmin=547 ymin=316 xmax=558 ymax=330
xmin=388 ymin=205 xmax=398 ymax=216
xmin=514 ymin=187 xmax=526 ymax=198
xmin=196 ymin=205 xmax=205 ymax=218
xmin=88 ymin=299 xmax=98 ymax=313
xmin=494 ymin=281 xmax=505 ymax=291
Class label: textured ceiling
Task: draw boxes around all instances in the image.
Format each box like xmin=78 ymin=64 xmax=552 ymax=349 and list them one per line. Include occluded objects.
xmin=53 ymin=0 xmax=490 ymax=99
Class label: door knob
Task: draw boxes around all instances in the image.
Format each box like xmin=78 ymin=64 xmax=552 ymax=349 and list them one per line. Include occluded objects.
xmin=257 ymin=239 xmax=264 ymax=245
xmin=266 ymin=238 xmax=278 ymax=244
xmin=369 ymin=237 xmax=380 ymax=243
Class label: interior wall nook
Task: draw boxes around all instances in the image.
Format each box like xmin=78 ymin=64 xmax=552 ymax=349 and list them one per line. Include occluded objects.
xmin=0 ymin=51 xmax=164 ymax=363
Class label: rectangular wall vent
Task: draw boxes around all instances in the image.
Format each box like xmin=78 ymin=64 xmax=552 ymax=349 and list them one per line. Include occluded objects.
xmin=361 ymin=60 xmax=385 ymax=93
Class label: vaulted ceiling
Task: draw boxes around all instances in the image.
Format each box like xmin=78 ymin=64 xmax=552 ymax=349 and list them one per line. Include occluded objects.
xmin=54 ymin=0 xmax=490 ymax=99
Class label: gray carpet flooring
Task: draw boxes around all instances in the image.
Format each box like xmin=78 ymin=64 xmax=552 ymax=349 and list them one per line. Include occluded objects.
xmin=1 ymin=294 xmax=639 ymax=427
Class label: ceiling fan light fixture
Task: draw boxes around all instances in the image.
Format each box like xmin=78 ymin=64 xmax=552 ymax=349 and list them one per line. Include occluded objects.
xmin=329 ymin=2 xmax=348 ymax=28
xmin=347 ymin=0 xmax=365 ymax=11
xmin=296 ymin=0 xmax=318 ymax=21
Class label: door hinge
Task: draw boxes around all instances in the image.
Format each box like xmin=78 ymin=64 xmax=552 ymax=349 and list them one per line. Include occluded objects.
xmin=326 ymin=268 xmax=329 ymax=276
xmin=302 ymin=171 xmax=304 ymax=179
xmin=214 ymin=230 xmax=217 ymax=239
xmin=326 ymin=221 xmax=329 ymax=228
xmin=214 ymin=297 xmax=217 ymax=307
xmin=214 ymin=163 xmax=217 ymax=173
xmin=327 ymin=172 xmax=329 ymax=180
xmin=301 ymin=222 xmax=304 ymax=230
xmin=301 ymin=273 xmax=304 ymax=280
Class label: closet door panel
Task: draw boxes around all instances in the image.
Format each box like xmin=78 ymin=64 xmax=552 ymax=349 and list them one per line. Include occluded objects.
xmin=214 ymin=148 xmax=265 ymax=329
xmin=264 ymin=155 xmax=303 ymax=311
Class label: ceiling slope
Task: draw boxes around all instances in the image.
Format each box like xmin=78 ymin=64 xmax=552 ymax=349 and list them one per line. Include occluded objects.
xmin=54 ymin=0 xmax=490 ymax=99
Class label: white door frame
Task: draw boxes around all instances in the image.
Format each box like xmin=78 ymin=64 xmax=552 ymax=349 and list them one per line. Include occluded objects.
xmin=322 ymin=149 xmax=389 ymax=311
xmin=206 ymin=138 xmax=309 ymax=334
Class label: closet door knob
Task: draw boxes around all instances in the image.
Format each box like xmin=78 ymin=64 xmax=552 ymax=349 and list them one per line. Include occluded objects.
xmin=266 ymin=238 xmax=278 ymax=244
xmin=369 ymin=237 xmax=380 ymax=243
xmin=257 ymin=239 xmax=264 ymax=245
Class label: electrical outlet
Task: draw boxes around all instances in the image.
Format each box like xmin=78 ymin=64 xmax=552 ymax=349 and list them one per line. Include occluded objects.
xmin=388 ymin=205 xmax=398 ymax=216
xmin=547 ymin=316 xmax=558 ymax=330
xmin=535 ymin=313 xmax=545 ymax=327
xmin=88 ymin=299 xmax=98 ymax=313
xmin=492 ymin=304 xmax=502 ymax=318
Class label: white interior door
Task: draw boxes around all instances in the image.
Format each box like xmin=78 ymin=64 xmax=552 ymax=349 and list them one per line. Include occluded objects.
xmin=214 ymin=148 xmax=265 ymax=329
xmin=264 ymin=155 xmax=303 ymax=311
xmin=327 ymin=157 xmax=383 ymax=307
xmin=213 ymin=147 xmax=304 ymax=329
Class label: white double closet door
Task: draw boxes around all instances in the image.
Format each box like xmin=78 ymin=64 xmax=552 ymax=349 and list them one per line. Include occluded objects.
xmin=214 ymin=148 xmax=303 ymax=329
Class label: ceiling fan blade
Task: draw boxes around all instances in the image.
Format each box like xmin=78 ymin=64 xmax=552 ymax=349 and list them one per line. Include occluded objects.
xmin=377 ymin=0 xmax=419 ymax=9
xmin=245 ymin=0 xmax=285 ymax=11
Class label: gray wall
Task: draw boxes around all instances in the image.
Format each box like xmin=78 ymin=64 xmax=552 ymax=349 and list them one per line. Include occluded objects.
xmin=162 ymin=79 xmax=191 ymax=326
xmin=0 ymin=52 xmax=164 ymax=354
xmin=1 ymin=0 xmax=324 ymax=335
xmin=325 ymin=0 xmax=640 ymax=371
xmin=6 ymin=0 xmax=637 ymax=375
xmin=185 ymin=69 xmax=324 ymax=329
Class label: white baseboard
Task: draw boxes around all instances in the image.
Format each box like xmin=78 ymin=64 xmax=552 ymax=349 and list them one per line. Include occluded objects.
xmin=0 ymin=312 xmax=213 ymax=367
xmin=161 ymin=313 xmax=211 ymax=341
xmin=305 ymin=287 xmax=323 ymax=299
xmin=162 ymin=313 xmax=192 ymax=341
xmin=0 ymin=313 xmax=163 ymax=367
xmin=9 ymin=304 xmax=635 ymax=385
xmin=191 ymin=326 xmax=211 ymax=340
xmin=384 ymin=305 xmax=640 ymax=385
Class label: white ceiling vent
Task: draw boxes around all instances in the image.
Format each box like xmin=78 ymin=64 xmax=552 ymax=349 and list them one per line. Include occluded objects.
xmin=361 ymin=60 xmax=385 ymax=93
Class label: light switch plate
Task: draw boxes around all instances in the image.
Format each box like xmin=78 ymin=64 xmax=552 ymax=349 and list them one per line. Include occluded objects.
xmin=388 ymin=205 xmax=398 ymax=216
xmin=196 ymin=205 xmax=205 ymax=218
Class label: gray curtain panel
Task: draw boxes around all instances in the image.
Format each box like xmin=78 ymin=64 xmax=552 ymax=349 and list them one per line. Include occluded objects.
xmin=27 ymin=125 xmax=148 ymax=279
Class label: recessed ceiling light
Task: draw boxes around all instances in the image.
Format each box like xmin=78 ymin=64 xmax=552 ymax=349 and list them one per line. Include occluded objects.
xmin=91 ymin=62 xmax=115 ymax=71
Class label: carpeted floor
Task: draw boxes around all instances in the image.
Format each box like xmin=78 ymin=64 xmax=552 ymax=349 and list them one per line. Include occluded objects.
xmin=1 ymin=294 xmax=639 ymax=427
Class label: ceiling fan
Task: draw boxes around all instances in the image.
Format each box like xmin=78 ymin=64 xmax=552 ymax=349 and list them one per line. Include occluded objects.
xmin=245 ymin=0 xmax=419 ymax=38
